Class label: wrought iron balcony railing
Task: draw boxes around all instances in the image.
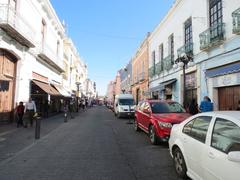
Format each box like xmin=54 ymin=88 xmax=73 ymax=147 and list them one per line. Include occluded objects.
xmin=155 ymin=61 xmax=163 ymax=75
xmin=0 ymin=4 xmax=35 ymax=47
xmin=199 ymin=22 xmax=225 ymax=51
xmin=232 ymin=8 xmax=240 ymax=34
xmin=163 ymin=55 xmax=173 ymax=71
xmin=177 ymin=42 xmax=193 ymax=56
xmin=149 ymin=66 xmax=155 ymax=78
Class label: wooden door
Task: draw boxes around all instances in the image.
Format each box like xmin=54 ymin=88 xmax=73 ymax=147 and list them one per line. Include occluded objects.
xmin=218 ymin=86 xmax=240 ymax=110
xmin=0 ymin=50 xmax=17 ymax=122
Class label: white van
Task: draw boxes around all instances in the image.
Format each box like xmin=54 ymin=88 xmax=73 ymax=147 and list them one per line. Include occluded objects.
xmin=114 ymin=94 xmax=135 ymax=118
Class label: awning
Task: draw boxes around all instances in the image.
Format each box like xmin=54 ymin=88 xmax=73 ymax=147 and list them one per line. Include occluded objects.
xmin=52 ymin=84 xmax=71 ymax=97
xmin=160 ymin=78 xmax=177 ymax=87
xmin=32 ymin=80 xmax=61 ymax=96
xmin=150 ymin=85 xmax=164 ymax=92
xmin=206 ymin=62 xmax=240 ymax=78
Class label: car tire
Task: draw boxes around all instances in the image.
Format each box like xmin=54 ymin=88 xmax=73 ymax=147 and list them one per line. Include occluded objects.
xmin=173 ymin=148 xmax=187 ymax=179
xmin=134 ymin=118 xmax=140 ymax=132
xmin=149 ymin=125 xmax=158 ymax=145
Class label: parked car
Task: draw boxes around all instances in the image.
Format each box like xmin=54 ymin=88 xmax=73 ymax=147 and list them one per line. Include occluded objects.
xmin=169 ymin=111 xmax=240 ymax=180
xmin=134 ymin=100 xmax=190 ymax=145
xmin=114 ymin=94 xmax=135 ymax=118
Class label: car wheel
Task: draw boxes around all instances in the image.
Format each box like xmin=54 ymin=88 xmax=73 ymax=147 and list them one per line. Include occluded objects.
xmin=149 ymin=125 xmax=158 ymax=145
xmin=173 ymin=148 xmax=187 ymax=179
xmin=134 ymin=118 xmax=140 ymax=132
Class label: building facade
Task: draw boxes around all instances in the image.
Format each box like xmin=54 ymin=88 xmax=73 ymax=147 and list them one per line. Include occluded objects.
xmin=131 ymin=34 xmax=150 ymax=104
xmin=119 ymin=61 xmax=132 ymax=94
xmin=0 ymin=0 xmax=89 ymax=122
xmin=148 ymin=0 xmax=240 ymax=110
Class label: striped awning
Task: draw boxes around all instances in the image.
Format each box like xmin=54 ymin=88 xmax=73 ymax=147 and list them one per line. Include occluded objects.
xmin=206 ymin=62 xmax=240 ymax=78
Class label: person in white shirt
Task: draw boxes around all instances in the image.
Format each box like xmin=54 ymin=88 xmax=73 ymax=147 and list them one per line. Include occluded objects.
xmin=24 ymin=98 xmax=36 ymax=127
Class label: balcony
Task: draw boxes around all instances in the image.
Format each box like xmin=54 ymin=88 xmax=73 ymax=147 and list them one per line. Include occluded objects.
xmin=177 ymin=42 xmax=193 ymax=56
xmin=232 ymin=8 xmax=240 ymax=34
xmin=155 ymin=61 xmax=163 ymax=75
xmin=38 ymin=43 xmax=64 ymax=73
xmin=139 ymin=72 xmax=145 ymax=81
xmin=199 ymin=22 xmax=225 ymax=51
xmin=163 ymin=55 xmax=173 ymax=71
xmin=0 ymin=4 xmax=35 ymax=48
xmin=148 ymin=66 xmax=155 ymax=78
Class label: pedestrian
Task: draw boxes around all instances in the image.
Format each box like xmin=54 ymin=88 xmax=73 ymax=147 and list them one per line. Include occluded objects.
xmin=24 ymin=98 xmax=37 ymax=128
xmin=237 ymin=100 xmax=240 ymax=111
xmin=188 ymin=99 xmax=199 ymax=115
xmin=200 ymin=96 xmax=213 ymax=112
xmin=69 ymin=100 xmax=74 ymax=118
xmin=82 ymin=99 xmax=86 ymax=111
xmin=16 ymin=102 xmax=25 ymax=127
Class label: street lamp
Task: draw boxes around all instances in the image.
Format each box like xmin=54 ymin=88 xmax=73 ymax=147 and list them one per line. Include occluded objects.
xmin=174 ymin=53 xmax=195 ymax=108
xmin=76 ymin=82 xmax=81 ymax=112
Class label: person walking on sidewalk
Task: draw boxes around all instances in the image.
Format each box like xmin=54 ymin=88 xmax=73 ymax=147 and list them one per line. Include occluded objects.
xmin=188 ymin=99 xmax=199 ymax=115
xmin=24 ymin=98 xmax=37 ymax=128
xmin=200 ymin=96 xmax=213 ymax=112
xmin=16 ymin=102 xmax=25 ymax=128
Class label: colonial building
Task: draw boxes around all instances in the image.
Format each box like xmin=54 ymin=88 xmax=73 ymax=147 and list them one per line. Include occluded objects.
xmin=148 ymin=0 xmax=240 ymax=110
xmin=131 ymin=33 xmax=150 ymax=104
xmin=0 ymin=0 xmax=89 ymax=122
xmin=119 ymin=61 xmax=132 ymax=94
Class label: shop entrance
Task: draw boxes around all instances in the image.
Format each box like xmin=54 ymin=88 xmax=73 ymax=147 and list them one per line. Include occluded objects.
xmin=218 ymin=85 xmax=240 ymax=110
xmin=0 ymin=50 xmax=17 ymax=122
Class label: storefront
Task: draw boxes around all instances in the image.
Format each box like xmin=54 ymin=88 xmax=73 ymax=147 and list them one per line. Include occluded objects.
xmin=206 ymin=62 xmax=240 ymax=110
xmin=0 ymin=49 xmax=17 ymax=122
xmin=160 ymin=79 xmax=177 ymax=100
xmin=31 ymin=72 xmax=64 ymax=117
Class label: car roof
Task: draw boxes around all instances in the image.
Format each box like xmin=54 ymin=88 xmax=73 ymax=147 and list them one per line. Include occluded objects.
xmin=199 ymin=111 xmax=240 ymax=120
xmin=143 ymin=99 xmax=176 ymax=103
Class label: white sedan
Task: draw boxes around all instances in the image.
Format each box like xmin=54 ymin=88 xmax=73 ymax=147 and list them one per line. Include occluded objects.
xmin=169 ymin=111 xmax=240 ymax=180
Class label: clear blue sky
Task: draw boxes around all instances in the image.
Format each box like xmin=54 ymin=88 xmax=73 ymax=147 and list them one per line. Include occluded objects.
xmin=50 ymin=0 xmax=175 ymax=96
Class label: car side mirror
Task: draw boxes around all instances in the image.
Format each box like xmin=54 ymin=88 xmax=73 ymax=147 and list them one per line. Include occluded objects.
xmin=227 ymin=151 xmax=240 ymax=163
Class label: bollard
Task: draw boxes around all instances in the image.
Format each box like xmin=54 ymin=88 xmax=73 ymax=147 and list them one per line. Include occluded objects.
xmin=35 ymin=116 xmax=41 ymax=139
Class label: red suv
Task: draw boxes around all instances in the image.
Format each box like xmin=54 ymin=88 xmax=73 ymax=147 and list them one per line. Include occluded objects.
xmin=134 ymin=100 xmax=190 ymax=145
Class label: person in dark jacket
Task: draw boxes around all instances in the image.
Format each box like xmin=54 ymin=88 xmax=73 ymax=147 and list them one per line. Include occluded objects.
xmin=200 ymin=96 xmax=213 ymax=112
xmin=188 ymin=99 xmax=199 ymax=115
xmin=16 ymin=102 xmax=25 ymax=127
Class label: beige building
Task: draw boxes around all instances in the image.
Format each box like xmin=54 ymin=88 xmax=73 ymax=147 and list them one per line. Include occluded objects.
xmin=131 ymin=34 xmax=150 ymax=104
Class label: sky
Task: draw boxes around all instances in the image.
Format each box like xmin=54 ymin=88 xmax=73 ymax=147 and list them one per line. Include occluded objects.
xmin=50 ymin=0 xmax=175 ymax=96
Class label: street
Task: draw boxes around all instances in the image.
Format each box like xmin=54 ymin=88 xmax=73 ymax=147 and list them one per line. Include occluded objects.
xmin=0 ymin=106 xmax=180 ymax=180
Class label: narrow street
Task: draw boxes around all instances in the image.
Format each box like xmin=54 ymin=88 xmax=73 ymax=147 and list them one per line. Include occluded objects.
xmin=0 ymin=106 xmax=179 ymax=180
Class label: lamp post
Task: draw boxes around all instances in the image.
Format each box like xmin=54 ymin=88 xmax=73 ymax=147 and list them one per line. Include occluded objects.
xmin=76 ymin=82 xmax=81 ymax=112
xmin=173 ymin=53 xmax=194 ymax=108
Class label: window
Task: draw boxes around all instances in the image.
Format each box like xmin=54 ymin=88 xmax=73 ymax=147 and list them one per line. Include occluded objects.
xmin=183 ymin=116 xmax=212 ymax=143
xmin=152 ymin=51 xmax=156 ymax=74
xmin=184 ymin=18 xmax=193 ymax=54
xmin=57 ymin=40 xmax=60 ymax=57
xmin=211 ymin=118 xmax=240 ymax=154
xmin=168 ymin=34 xmax=174 ymax=64
xmin=9 ymin=0 xmax=17 ymax=11
xmin=159 ymin=44 xmax=164 ymax=70
xmin=150 ymin=102 xmax=185 ymax=114
xmin=209 ymin=0 xmax=223 ymax=39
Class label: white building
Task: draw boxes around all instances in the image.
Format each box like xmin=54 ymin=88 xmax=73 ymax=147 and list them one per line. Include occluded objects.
xmin=0 ymin=0 xmax=88 ymax=121
xmin=148 ymin=0 xmax=240 ymax=110
xmin=85 ymin=78 xmax=96 ymax=98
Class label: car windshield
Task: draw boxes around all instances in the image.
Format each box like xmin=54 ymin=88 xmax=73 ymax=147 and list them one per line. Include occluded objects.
xmin=119 ymin=99 xmax=134 ymax=105
xmin=150 ymin=102 xmax=186 ymax=113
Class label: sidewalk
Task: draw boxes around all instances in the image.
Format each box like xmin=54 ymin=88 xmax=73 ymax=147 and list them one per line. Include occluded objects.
xmin=0 ymin=112 xmax=81 ymax=162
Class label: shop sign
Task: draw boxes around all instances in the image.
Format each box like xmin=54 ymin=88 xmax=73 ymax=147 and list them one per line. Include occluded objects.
xmin=212 ymin=72 xmax=240 ymax=87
